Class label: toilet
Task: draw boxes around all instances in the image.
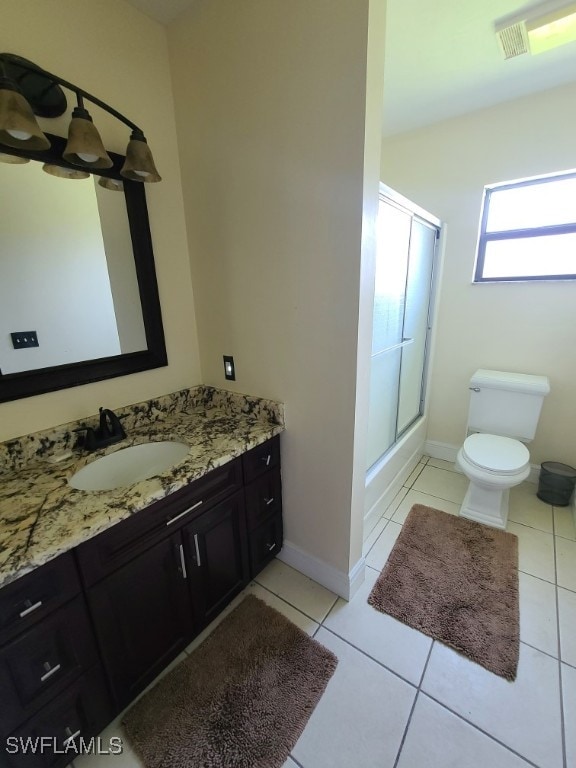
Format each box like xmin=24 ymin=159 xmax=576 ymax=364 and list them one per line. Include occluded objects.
xmin=456 ymin=370 xmax=550 ymax=530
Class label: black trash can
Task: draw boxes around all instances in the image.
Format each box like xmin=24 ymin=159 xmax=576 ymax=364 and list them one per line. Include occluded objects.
xmin=537 ymin=462 xmax=576 ymax=506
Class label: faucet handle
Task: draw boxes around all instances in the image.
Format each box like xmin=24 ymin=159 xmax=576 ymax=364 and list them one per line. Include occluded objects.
xmin=73 ymin=426 xmax=96 ymax=451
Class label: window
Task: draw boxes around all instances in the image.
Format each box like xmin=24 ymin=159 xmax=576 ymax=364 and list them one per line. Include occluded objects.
xmin=474 ymin=171 xmax=576 ymax=282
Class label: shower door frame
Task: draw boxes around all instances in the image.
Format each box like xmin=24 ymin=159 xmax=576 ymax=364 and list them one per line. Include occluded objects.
xmin=367 ymin=183 xmax=442 ymax=470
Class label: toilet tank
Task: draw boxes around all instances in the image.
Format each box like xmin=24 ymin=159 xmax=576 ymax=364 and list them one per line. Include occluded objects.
xmin=467 ymin=370 xmax=550 ymax=441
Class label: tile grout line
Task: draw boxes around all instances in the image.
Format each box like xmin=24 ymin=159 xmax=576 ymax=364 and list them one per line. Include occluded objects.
xmin=363 ymin=516 xmax=394 ymax=558
xmin=251 ymin=577 xmax=334 ymax=627
xmin=274 ymin=483 xmax=567 ymax=766
xmin=518 ymin=567 xmax=565 ymax=588
xmin=552 ymin=507 xmax=568 ymax=768
xmin=391 ymin=640 xmax=436 ymax=768
xmin=318 ymin=624 xmax=421 ymax=690
xmin=420 ymin=691 xmax=543 ymax=768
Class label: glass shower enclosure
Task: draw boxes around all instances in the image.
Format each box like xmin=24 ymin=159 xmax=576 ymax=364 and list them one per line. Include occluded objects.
xmin=366 ymin=187 xmax=440 ymax=471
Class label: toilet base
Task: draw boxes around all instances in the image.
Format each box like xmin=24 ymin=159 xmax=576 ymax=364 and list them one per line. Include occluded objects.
xmin=459 ymin=484 xmax=510 ymax=530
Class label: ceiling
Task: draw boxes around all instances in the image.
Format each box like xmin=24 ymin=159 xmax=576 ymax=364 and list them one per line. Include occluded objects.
xmin=126 ymin=0 xmax=576 ymax=136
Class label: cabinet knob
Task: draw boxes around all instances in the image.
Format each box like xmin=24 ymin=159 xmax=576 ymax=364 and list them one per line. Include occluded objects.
xmin=264 ymin=497 xmax=275 ymax=506
xmin=19 ymin=599 xmax=43 ymax=618
xmin=193 ymin=533 xmax=202 ymax=567
xmin=166 ymin=499 xmax=203 ymax=526
xmin=265 ymin=542 xmax=276 ymax=552
xmin=177 ymin=544 xmax=188 ymax=580
xmin=63 ymin=728 xmax=81 ymax=748
xmin=40 ymin=661 xmax=61 ymax=682
xmin=260 ymin=454 xmax=271 ymax=467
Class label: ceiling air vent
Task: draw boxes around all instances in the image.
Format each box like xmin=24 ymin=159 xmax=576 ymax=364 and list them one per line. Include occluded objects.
xmin=496 ymin=21 xmax=529 ymax=58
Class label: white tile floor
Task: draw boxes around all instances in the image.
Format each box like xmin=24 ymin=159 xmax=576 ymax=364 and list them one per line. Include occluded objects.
xmin=74 ymin=456 xmax=576 ymax=768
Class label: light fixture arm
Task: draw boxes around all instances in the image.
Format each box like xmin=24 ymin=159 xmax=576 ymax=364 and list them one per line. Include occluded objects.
xmin=0 ymin=54 xmax=142 ymax=134
xmin=0 ymin=53 xmax=161 ymax=182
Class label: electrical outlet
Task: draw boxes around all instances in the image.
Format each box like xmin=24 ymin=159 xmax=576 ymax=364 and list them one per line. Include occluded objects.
xmin=223 ymin=355 xmax=236 ymax=381
xmin=11 ymin=331 xmax=39 ymax=349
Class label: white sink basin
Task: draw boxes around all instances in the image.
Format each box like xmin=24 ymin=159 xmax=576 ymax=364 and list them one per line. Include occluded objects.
xmin=69 ymin=441 xmax=190 ymax=491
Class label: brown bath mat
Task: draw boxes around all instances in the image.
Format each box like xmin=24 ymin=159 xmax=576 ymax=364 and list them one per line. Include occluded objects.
xmin=368 ymin=504 xmax=519 ymax=680
xmin=123 ymin=594 xmax=338 ymax=767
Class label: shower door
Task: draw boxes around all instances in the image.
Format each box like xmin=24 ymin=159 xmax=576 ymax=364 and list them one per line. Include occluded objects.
xmin=366 ymin=191 xmax=439 ymax=470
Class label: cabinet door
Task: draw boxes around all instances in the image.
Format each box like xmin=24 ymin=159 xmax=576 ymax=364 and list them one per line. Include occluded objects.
xmin=182 ymin=491 xmax=249 ymax=630
xmin=86 ymin=533 xmax=193 ymax=711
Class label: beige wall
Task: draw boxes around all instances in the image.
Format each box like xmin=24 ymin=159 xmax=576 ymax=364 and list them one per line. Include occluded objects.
xmin=0 ymin=0 xmax=200 ymax=440
xmin=169 ymin=0 xmax=381 ymax=578
xmin=381 ymin=82 xmax=576 ymax=467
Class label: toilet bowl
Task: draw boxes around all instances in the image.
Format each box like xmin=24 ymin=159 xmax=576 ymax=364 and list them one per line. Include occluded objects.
xmin=457 ymin=433 xmax=530 ymax=530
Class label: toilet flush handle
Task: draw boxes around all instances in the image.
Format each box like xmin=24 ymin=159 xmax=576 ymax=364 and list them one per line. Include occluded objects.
xmin=469 ymin=387 xmax=481 ymax=392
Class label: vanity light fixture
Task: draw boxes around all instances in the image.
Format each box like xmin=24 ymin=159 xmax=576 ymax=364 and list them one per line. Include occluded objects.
xmin=0 ymin=53 xmax=161 ymax=182
xmin=0 ymin=152 xmax=29 ymax=164
xmin=42 ymin=163 xmax=89 ymax=180
xmin=98 ymin=176 xmax=124 ymax=191
xmin=63 ymin=95 xmax=113 ymax=170
xmin=0 ymin=59 xmax=50 ymax=150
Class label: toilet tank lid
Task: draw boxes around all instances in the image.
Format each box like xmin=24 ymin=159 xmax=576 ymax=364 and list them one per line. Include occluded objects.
xmin=471 ymin=369 xmax=550 ymax=395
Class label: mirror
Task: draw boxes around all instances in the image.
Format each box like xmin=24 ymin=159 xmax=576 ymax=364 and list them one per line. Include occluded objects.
xmin=0 ymin=134 xmax=167 ymax=403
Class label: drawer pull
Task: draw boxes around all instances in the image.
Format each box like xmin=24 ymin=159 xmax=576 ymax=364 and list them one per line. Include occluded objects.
xmin=261 ymin=454 xmax=271 ymax=467
xmin=178 ymin=544 xmax=188 ymax=580
xmin=193 ymin=534 xmax=202 ymax=567
xmin=266 ymin=542 xmax=276 ymax=552
xmin=166 ymin=499 xmax=203 ymax=526
xmin=40 ymin=662 xmax=61 ymax=682
xmin=264 ymin=497 xmax=275 ymax=506
xmin=19 ymin=599 xmax=43 ymax=618
xmin=63 ymin=728 xmax=81 ymax=748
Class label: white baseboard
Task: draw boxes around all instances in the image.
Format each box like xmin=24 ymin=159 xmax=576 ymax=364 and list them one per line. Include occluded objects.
xmin=424 ymin=439 xmax=540 ymax=484
xmin=423 ymin=440 xmax=459 ymax=462
xmin=277 ymin=540 xmax=365 ymax=601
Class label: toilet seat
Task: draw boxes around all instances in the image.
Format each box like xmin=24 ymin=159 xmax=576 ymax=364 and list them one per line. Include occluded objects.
xmin=462 ymin=433 xmax=529 ymax=475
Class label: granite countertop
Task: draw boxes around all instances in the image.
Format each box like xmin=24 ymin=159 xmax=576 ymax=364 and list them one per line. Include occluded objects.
xmin=0 ymin=386 xmax=284 ymax=590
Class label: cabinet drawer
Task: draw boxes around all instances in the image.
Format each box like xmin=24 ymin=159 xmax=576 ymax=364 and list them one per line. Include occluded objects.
xmin=0 ymin=553 xmax=80 ymax=647
xmin=248 ymin=513 xmax=283 ymax=578
xmin=0 ymin=596 xmax=99 ymax=736
xmin=242 ymin=436 xmax=280 ymax=483
xmin=3 ymin=664 xmax=113 ymax=768
xmin=244 ymin=469 xmax=282 ymax=530
xmin=76 ymin=458 xmax=242 ymax=586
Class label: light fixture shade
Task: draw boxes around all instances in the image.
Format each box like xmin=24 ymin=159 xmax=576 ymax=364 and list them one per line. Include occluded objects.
xmin=63 ymin=107 xmax=113 ymax=169
xmin=42 ymin=163 xmax=89 ymax=179
xmin=0 ymin=85 xmax=50 ymax=151
xmin=0 ymin=152 xmax=29 ymax=164
xmin=98 ymin=176 xmax=124 ymax=191
xmin=121 ymin=131 xmax=161 ymax=182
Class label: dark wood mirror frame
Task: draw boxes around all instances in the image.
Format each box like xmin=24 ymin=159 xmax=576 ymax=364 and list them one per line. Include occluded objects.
xmin=0 ymin=133 xmax=167 ymax=403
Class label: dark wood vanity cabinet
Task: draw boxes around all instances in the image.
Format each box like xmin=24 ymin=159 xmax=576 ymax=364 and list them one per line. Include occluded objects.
xmin=79 ymin=436 xmax=281 ymax=712
xmin=0 ymin=436 xmax=282 ymax=764
xmin=0 ymin=553 xmax=113 ymax=768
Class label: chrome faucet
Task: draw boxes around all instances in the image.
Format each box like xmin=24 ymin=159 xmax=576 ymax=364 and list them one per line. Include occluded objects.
xmin=75 ymin=407 xmax=126 ymax=451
